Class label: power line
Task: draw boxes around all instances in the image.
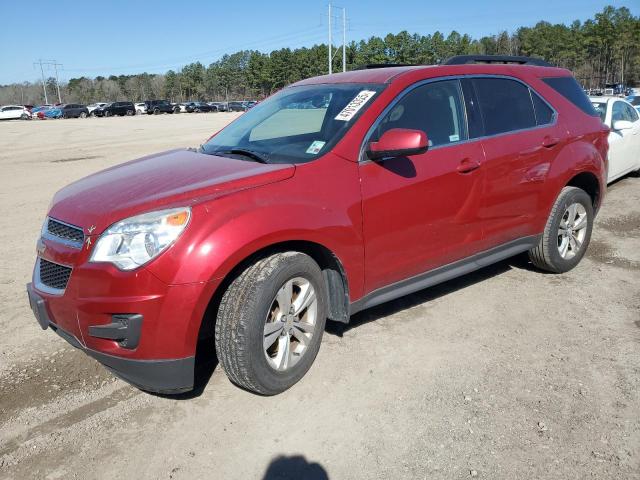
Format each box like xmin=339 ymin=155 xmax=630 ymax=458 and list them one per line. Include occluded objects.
xmin=59 ymin=26 xmax=326 ymax=76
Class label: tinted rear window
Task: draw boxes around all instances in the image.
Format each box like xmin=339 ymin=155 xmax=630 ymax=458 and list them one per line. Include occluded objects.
xmin=543 ymin=77 xmax=598 ymax=116
xmin=472 ymin=78 xmax=536 ymax=136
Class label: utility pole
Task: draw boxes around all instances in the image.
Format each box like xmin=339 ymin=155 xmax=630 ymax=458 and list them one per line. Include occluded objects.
xmin=33 ymin=59 xmax=64 ymax=103
xmin=34 ymin=59 xmax=48 ymax=104
xmin=51 ymin=61 xmax=63 ymax=103
xmin=328 ymin=3 xmax=332 ymax=75
xmin=342 ymin=7 xmax=346 ymax=72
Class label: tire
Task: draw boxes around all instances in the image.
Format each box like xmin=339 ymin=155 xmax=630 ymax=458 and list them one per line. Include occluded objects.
xmin=79 ymin=111 xmax=87 ymax=118
xmin=126 ymin=110 xmax=133 ymax=116
xmin=20 ymin=113 xmax=29 ymax=120
xmin=104 ymin=110 xmax=110 ymax=117
xmin=154 ymin=108 xmax=160 ymax=115
xmin=528 ymin=186 xmax=594 ymax=273
xmin=215 ymin=252 xmax=327 ymax=395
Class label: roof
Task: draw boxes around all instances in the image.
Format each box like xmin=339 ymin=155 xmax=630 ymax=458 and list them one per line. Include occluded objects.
xmin=291 ymin=64 xmax=570 ymax=87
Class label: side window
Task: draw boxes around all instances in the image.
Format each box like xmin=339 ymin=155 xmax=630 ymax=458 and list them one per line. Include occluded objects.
xmin=621 ymin=102 xmax=639 ymax=122
xmin=531 ymin=92 xmax=554 ymax=126
xmin=371 ymin=79 xmax=467 ymax=148
xmin=612 ymin=102 xmax=627 ymax=122
xmin=472 ymin=78 xmax=536 ymax=135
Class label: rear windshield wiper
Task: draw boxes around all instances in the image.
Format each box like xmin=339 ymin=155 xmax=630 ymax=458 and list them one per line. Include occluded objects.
xmin=216 ymin=148 xmax=270 ymax=164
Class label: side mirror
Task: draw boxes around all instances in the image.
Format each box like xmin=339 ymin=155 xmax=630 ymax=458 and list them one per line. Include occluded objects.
xmin=367 ymin=128 xmax=428 ymax=160
xmin=612 ymin=120 xmax=633 ymax=131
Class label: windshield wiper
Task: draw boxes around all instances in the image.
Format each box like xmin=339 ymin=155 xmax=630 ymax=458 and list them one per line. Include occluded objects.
xmin=216 ymin=148 xmax=270 ymax=164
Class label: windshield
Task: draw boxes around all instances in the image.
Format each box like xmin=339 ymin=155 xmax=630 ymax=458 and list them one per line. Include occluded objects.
xmin=591 ymin=102 xmax=607 ymax=122
xmin=201 ymin=83 xmax=385 ymax=163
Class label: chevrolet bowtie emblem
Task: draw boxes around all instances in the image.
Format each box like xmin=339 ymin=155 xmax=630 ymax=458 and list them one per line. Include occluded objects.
xmin=85 ymin=237 xmax=92 ymax=249
xmin=87 ymin=225 xmax=96 ymax=234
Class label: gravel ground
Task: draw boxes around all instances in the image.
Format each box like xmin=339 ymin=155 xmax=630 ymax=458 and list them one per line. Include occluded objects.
xmin=0 ymin=113 xmax=638 ymax=480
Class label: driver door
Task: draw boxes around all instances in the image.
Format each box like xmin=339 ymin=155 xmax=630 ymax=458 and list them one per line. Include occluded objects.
xmin=358 ymin=79 xmax=486 ymax=293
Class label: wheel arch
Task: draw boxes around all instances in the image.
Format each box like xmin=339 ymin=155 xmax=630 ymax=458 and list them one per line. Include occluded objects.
xmin=565 ymin=171 xmax=601 ymax=211
xmin=197 ymin=239 xmax=351 ymax=342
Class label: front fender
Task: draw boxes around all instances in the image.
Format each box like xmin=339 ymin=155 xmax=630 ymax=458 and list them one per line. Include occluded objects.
xmin=146 ymin=153 xmax=365 ymax=298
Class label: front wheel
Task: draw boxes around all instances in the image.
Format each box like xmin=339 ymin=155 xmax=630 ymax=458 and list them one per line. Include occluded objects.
xmin=215 ymin=252 xmax=327 ymax=395
xmin=79 ymin=111 xmax=87 ymax=118
xmin=529 ymin=186 xmax=594 ymax=273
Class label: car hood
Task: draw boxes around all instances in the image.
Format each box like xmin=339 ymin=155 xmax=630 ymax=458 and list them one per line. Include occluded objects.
xmin=48 ymin=149 xmax=295 ymax=234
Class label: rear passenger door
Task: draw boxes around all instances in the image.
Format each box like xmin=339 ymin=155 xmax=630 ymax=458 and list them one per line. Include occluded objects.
xmin=462 ymin=76 xmax=566 ymax=249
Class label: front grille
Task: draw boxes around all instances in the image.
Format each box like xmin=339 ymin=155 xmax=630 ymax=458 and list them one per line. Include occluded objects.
xmin=47 ymin=218 xmax=84 ymax=245
xmin=39 ymin=258 xmax=72 ymax=290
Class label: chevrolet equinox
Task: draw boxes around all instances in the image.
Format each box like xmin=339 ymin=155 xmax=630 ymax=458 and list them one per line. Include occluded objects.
xmin=27 ymin=55 xmax=609 ymax=395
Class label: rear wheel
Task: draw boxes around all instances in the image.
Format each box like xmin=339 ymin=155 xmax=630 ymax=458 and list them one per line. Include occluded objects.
xmin=154 ymin=108 xmax=160 ymax=115
xmin=529 ymin=186 xmax=594 ymax=273
xmin=79 ymin=111 xmax=87 ymax=118
xmin=215 ymin=252 xmax=327 ymax=395
xmin=104 ymin=110 xmax=110 ymax=117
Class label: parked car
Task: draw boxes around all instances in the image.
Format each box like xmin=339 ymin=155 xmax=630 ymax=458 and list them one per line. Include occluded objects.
xmin=44 ymin=106 xmax=64 ymax=119
xmin=227 ymin=101 xmax=247 ymax=112
xmin=87 ymin=103 xmax=107 ymax=115
xmin=0 ymin=105 xmax=31 ymax=120
xmin=590 ymin=96 xmax=640 ymax=183
xmin=28 ymin=55 xmax=608 ymax=396
xmin=178 ymin=102 xmax=196 ymax=113
xmin=135 ymin=103 xmax=147 ymax=114
xmin=60 ymin=104 xmax=90 ymax=119
xmin=31 ymin=105 xmax=52 ymax=119
xmin=209 ymin=102 xmax=228 ymax=112
xmin=192 ymin=101 xmax=213 ymax=113
xmin=145 ymin=100 xmax=177 ymax=114
xmin=92 ymin=102 xmax=135 ymax=117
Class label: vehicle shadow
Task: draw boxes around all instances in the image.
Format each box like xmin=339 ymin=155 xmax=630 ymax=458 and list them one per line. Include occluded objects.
xmin=261 ymin=455 xmax=329 ymax=480
xmin=326 ymin=256 xmax=525 ymax=337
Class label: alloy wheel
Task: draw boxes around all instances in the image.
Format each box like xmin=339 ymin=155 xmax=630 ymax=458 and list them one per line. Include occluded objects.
xmin=557 ymin=202 xmax=588 ymax=259
xmin=263 ymin=277 xmax=318 ymax=371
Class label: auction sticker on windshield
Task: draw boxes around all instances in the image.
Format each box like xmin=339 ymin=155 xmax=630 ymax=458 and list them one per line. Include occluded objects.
xmin=306 ymin=140 xmax=326 ymax=154
xmin=335 ymin=90 xmax=377 ymax=121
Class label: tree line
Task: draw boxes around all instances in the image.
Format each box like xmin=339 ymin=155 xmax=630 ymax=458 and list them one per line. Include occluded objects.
xmin=1 ymin=5 xmax=638 ymax=106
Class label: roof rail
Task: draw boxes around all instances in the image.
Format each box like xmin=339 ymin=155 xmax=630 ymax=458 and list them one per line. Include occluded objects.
xmin=361 ymin=63 xmax=416 ymax=69
xmin=443 ymin=55 xmax=552 ymax=67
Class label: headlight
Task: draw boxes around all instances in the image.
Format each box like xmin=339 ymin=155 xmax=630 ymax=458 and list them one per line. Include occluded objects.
xmin=90 ymin=207 xmax=191 ymax=270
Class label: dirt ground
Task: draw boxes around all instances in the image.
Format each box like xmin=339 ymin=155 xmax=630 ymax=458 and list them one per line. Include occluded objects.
xmin=0 ymin=113 xmax=639 ymax=480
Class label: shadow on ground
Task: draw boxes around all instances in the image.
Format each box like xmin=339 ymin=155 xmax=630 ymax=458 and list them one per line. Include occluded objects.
xmin=326 ymin=255 xmax=531 ymax=337
xmin=262 ymin=455 xmax=329 ymax=480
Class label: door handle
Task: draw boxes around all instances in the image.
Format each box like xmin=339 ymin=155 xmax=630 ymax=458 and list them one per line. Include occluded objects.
xmin=542 ymin=136 xmax=560 ymax=148
xmin=457 ymin=158 xmax=481 ymax=174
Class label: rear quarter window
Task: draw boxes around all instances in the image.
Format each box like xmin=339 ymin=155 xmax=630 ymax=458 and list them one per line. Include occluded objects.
xmin=543 ymin=77 xmax=599 ymax=117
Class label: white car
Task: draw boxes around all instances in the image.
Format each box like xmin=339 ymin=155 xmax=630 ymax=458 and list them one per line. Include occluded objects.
xmin=87 ymin=103 xmax=107 ymax=115
xmin=590 ymin=96 xmax=640 ymax=183
xmin=0 ymin=105 xmax=31 ymax=120
xmin=135 ymin=102 xmax=147 ymax=114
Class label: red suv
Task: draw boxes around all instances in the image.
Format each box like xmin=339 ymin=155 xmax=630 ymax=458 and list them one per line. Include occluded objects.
xmin=27 ymin=55 xmax=608 ymax=395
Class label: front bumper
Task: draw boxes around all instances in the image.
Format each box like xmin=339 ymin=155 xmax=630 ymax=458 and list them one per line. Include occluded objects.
xmin=27 ymin=282 xmax=195 ymax=394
